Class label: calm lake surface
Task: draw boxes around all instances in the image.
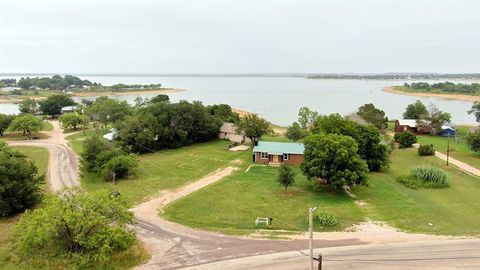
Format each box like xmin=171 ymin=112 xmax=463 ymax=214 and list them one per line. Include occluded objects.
xmin=1 ymin=76 xmax=478 ymax=125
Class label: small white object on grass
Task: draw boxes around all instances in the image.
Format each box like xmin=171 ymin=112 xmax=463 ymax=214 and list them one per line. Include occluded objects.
xmin=428 ymin=223 xmax=433 ymax=226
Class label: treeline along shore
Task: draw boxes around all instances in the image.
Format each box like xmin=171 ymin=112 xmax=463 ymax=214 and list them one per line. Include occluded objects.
xmin=383 ymin=81 xmax=480 ymax=102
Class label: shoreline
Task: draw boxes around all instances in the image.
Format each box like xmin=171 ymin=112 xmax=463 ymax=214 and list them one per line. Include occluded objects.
xmin=0 ymin=88 xmax=185 ymax=104
xmin=382 ymin=86 xmax=480 ymax=102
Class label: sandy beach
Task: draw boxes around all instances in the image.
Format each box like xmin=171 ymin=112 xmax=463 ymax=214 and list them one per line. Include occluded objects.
xmin=382 ymin=86 xmax=480 ymax=102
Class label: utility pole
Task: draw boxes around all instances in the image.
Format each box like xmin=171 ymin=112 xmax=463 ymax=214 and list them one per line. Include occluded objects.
xmin=112 ymin=172 xmax=116 ymax=185
xmin=309 ymin=207 xmax=317 ymax=270
xmin=446 ymin=134 xmax=450 ymax=166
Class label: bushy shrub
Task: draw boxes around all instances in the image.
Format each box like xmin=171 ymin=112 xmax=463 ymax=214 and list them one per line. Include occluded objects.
xmin=101 ymin=154 xmax=138 ymax=181
xmin=395 ymin=131 xmax=417 ymax=148
xmin=467 ymin=130 xmax=480 ymax=152
xmin=411 ymin=166 xmax=448 ymax=188
xmin=315 ymin=212 xmax=338 ymax=227
xmin=418 ymin=144 xmax=435 ymax=156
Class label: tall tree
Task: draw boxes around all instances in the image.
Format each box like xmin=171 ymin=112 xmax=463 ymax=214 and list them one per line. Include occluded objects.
xmin=86 ymin=96 xmax=131 ymax=127
xmin=9 ymin=114 xmax=43 ymax=139
xmin=298 ymin=107 xmax=319 ymax=130
xmin=467 ymin=130 xmax=480 ymax=153
xmin=39 ymin=94 xmax=76 ymax=117
xmin=236 ymin=114 xmax=272 ymax=142
xmin=357 ymin=103 xmax=387 ymax=129
xmin=468 ymin=102 xmax=480 ymax=123
xmin=0 ymin=143 xmax=44 ymax=217
xmin=285 ymin=122 xmax=306 ymax=142
xmin=277 ymin=164 xmax=295 ymax=190
xmin=301 ymin=134 xmax=368 ymax=190
xmin=19 ymin=98 xmax=38 ymax=114
xmin=427 ymin=104 xmax=452 ymax=134
xmin=403 ymin=100 xmax=428 ymax=119
xmin=0 ymin=114 xmax=14 ymax=136
xmin=59 ymin=113 xmax=87 ymax=130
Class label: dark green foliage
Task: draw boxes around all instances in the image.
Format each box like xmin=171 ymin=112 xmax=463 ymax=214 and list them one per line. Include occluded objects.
xmin=0 ymin=114 xmax=14 ymax=136
xmin=311 ymin=114 xmax=389 ymax=171
xmin=277 ymin=164 xmax=295 ymax=190
xmin=149 ymin=94 xmax=170 ymax=104
xmin=428 ymin=104 xmax=452 ymax=134
xmin=9 ymin=114 xmax=43 ymax=139
xmin=115 ymin=100 xmax=221 ymax=152
xmin=466 ymin=130 xmax=480 ymax=152
xmin=418 ymin=144 xmax=435 ymax=156
xmin=59 ymin=112 xmax=87 ymax=130
xmin=285 ymin=122 xmax=306 ymax=142
xmin=86 ymin=96 xmax=131 ymax=126
xmin=101 ymin=155 xmax=138 ymax=181
xmin=14 ymin=189 xmax=136 ymax=265
xmin=39 ymin=94 xmax=76 ymax=117
xmin=207 ymin=104 xmax=240 ymax=123
xmin=398 ymin=166 xmax=449 ymax=189
xmin=315 ymin=212 xmax=338 ymax=227
xmin=468 ymin=102 xmax=480 ymax=123
xmin=236 ymin=114 xmax=272 ymax=142
xmin=395 ymin=131 xmax=417 ymax=148
xmin=406 ymin=81 xmax=480 ymax=94
xmin=302 ymin=134 xmax=369 ymax=190
xmin=0 ymin=143 xmax=44 ymax=217
xmin=357 ymin=103 xmax=388 ymax=129
xmin=81 ymin=136 xmax=123 ymax=172
xmin=18 ymin=75 xmax=91 ymax=90
xmin=403 ymin=100 xmax=428 ymax=119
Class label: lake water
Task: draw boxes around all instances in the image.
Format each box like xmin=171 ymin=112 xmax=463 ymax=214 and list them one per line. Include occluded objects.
xmin=1 ymin=76 xmax=478 ymax=125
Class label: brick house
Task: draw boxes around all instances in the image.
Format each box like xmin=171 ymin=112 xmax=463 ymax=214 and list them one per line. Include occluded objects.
xmin=252 ymin=141 xmax=304 ymax=165
xmin=394 ymin=119 xmax=431 ymax=134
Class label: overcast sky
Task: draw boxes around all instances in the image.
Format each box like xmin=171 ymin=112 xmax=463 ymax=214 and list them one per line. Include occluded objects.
xmin=1 ymin=0 xmax=479 ymax=74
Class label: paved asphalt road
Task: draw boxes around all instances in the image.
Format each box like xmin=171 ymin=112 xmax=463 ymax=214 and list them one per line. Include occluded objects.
xmin=181 ymin=238 xmax=480 ymax=270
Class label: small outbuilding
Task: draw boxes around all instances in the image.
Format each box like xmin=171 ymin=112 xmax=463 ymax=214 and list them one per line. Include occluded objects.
xmin=252 ymin=141 xmax=304 ymax=165
xmin=219 ymin=122 xmax=251 ymax=144
xmin=61 ymin=106 xmax=77 ymax=114
xmin=440 ymin=126 xmax=456 ymax=137
xmin=394 ymin=119 xmax=431 ymax=134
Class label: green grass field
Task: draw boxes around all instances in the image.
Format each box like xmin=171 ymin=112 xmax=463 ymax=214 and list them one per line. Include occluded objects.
xmin=163 ymin=148 xmax=480 ymax=236
xmin=81 ymin=140 xmax=250 ymax=204
xmin=417 ymin=131 xmax=480 ymax=170
xmin=0 ymin=121 xmax=54 ymax=141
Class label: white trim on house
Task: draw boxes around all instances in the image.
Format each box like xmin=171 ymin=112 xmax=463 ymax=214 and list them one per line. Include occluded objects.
xmin=283 ymin=153 xmax=290 ymax=160
xmin=261 ymin=152 xmax=269 ymax=159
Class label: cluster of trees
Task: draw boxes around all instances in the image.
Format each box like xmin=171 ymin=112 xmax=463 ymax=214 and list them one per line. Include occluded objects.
xmin=17 ymin=75 xmax=92 ymax=90
xmin=0 ymin=142 xmax=44 ymax=217
xmin=0 ymin=78 xmax=16 ymax=87
xmin=19 ymin=94 xmax=77 ymax=117
xmin=0 ymin=113 xmax=44 ymax=139
xmin=403 ymin=100 xmax=452 ymax=134
xmin=403 ymin=82 xmax=480 ymax=94
xmin=110 ymin=83 xmax=162 ymax=90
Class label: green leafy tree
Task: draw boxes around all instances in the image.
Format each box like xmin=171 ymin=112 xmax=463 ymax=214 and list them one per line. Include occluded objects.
xmin=427 ymin=104 xmax=452 ymax=133
xmin=285 ymin=122 xmax=306 ymax=141
xmin=18 ymin=77 xmax=33 ymax=89
xmin=86 ymin=96 xmax=131 ymax=127
xmin=149 ymin=94 xmax=170 ymax=104
xmin=466 ymin=130 xmax=480 ymax=152
xmin=357 ymin=103 xmax=388 ymax=129
xmin=312 ymin=114 xmax=389 ymax=171
xmin=468 ymin=102 xmax=480 ymax=123
xmin=0 ymin=143 xmax=44 ymax=217
xmin=9 ymin=114 xmax=43 ymax=139
xmin=39 ymin=94 xmax=76 ymax=117
xmin=59 ymin=112 xmax=87 ymax=130
xmin=14 ymin=189 xmax=136 ymax=265
xmin=101 ymin=154 xmax=138 ymax=181
xmin=0 ymin=114 xmax=14 ymax=136
xmin=277 ymin=164 xmax=295 ymax=190
xmin=207 ymin=104 xmax=240 ymax=123
xmin=403 ymin=100 xmax=428 ymax=119
xmin=236 ymin=114 xmax=272 ymax=142
xmin=298 ymin=107 xmax=319 ymax=130
xmin=301 ymin=134 xmax=368 ymax=190
xmin=395 ymin=131 xmax=417 ymax=148
xmin=19 ymin=98 xmax=38 ymax=114
xmin=81 ymin=136 xmax=121 ymax=172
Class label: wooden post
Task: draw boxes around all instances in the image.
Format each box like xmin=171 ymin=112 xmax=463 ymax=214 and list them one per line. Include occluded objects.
xmin=447 ymin=134 xmax=450 ymax=166
xmin=318 ymin=253 xmax=322 ymax=270
xmin=309 ymin=207 xmax=317 ymax=270
xmin=112 ymin=172 xmax=116 ymax=185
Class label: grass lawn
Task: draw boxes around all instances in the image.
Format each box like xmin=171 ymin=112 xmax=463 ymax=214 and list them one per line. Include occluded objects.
xmin=417 ymin=130 xmax=480 ymax=170
xmin=65 ymin=128 xmax=100 ymax=155
xmin=81 ymin=140 xmax=250 ymax=204
xmin=356 ymin=148 xmax=480 ymax=236
xmin=11 ymin=146 xmax=49 ymax=176
xmin=163 ymin=165 xmax=365 ymax=235
xmin=0 ymin=121 xmax=53 ymax=141
xmin=163 ymin=147 xmax=480 ymax=236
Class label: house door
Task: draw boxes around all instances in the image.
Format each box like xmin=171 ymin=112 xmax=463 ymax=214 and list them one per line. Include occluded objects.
xmin=272 ymin=155 xmax=279 ymax=163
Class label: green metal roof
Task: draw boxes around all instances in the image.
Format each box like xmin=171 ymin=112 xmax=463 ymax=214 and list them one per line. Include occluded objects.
xmin=253 ymin=141 xmax=304 ymax=155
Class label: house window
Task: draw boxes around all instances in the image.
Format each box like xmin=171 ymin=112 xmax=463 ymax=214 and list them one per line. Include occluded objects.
xmin=261 ymin=152 xmax=268 ymax=159
xmin=283 ymin=153 xmax=289 ymax=160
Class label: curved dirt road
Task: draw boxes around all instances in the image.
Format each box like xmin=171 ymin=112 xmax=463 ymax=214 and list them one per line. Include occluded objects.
xmin=7 ymin=120 xmax=80 ymax=192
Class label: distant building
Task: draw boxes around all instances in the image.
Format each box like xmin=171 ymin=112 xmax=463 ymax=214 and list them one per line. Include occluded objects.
xmin=218 ymin=122 xmax=251 ymax=144
xmin=103 ymin=128 xmax=117 ymax=141
xmin=61 ymin=106 xmax=77 ymax=114
xmin=394 ymin=119 xmax=431 ymax=134
xmin=252 ymin=141 xmax=304 ymax=165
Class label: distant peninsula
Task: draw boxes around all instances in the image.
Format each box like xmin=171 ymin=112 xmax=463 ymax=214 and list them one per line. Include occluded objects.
xmin=0 ymin=75 xmax=184 ymax=103
xmin=383 ymin=81 xmax=480 ymax=102
xmin=307 ymin=73 xmax=480 ymax=80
